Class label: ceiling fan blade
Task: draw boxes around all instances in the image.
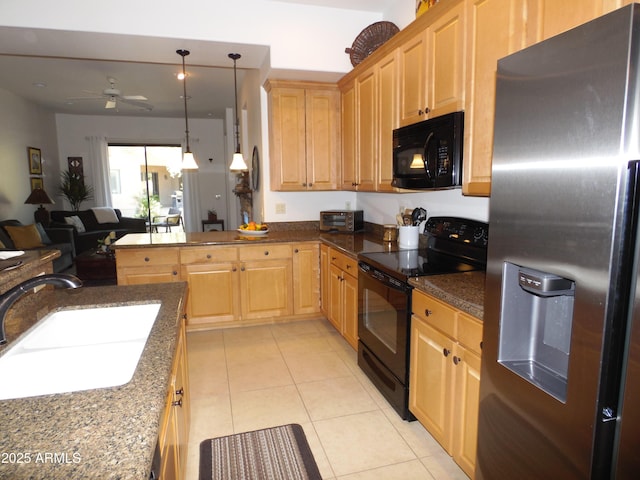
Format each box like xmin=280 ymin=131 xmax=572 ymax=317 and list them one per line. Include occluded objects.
xmin=119 ymin=97 xmax=153 ymax=110
xmin=66 ymin=95 xmax=104 ymax=101
xmin=122 ymin=95 xmax=148 ymax=101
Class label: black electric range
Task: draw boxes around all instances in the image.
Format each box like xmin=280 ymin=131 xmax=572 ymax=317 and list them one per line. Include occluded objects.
xmin=358 ymin=216 xmax=489 ymax=281
xmin=356 ymin=216 xmax=489 ymax=421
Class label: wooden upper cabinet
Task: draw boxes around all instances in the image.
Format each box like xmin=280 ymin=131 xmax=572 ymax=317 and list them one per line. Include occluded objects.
xmin=399 ymin=31 xmax=428 ymax=126
xmin=463 ymin=0 xmax=528 ymax=196
xmin=399 ymin=1 xmax=465 ymax=127
xmin=340 ymin=80 xmax=357 ymax=190
xmin=529 ymin=0 xmax=605 ymax=42
xmin=341 ymin=67 xmax=377 ymax=191
xmin=354 ymin=66 xmax=377 ymax=191
xmin=377 ymin=51 xmax=400 ymax=192
xmin=306 ymin=88 xmax=341 ymax=190
xmin=427 ymin=1 xmax=466 ymax=118
xmin=266 ymin=80 xmax=340 ymax=191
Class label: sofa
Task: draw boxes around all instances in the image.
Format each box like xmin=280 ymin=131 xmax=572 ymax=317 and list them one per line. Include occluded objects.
xmin=0 ymin=220 xmax=75 ymax=273
xmin=50 ymin=208 xmax=147 ymax=254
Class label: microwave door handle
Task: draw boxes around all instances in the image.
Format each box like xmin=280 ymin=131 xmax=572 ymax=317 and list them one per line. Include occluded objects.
xmin=422 ymin=132 xmax=435 ymax=182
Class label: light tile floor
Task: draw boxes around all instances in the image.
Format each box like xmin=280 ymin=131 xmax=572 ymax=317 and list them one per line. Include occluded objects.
xmin=185 ymin=318 xmax=469 ymax=480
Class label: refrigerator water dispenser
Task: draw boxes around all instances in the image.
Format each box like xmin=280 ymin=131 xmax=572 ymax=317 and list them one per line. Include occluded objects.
xmin=498 ymin=263 xmax=575 ymax=402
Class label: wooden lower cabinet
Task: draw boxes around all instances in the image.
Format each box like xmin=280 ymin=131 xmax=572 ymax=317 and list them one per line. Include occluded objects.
xmin=324 ymin=247 xmax=358 ymax=349
xmin=240 ymin=258 xmax=293 ymax=320
xmin=182 ymin=261 xmax=240 ymax=325
xmin=116 ymin=248 xmax=181 ymax=285
xmin=118 ymin=242 xmax=320 ymax=329
xmin=293 ymin=243 xmax=321 ymax=315
xmin=158 ymin=314 xmax=190 ymax=480
xmin=409 ymin=290 xmax=482 ymax=478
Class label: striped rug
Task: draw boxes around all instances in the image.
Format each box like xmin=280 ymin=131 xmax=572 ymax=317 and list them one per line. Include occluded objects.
xmin=199 ymin=424 xmax=322 ymax=480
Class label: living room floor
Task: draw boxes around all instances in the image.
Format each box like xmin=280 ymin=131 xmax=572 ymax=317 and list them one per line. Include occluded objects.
xmin=185 ymin=318 xmax=468 ymax=479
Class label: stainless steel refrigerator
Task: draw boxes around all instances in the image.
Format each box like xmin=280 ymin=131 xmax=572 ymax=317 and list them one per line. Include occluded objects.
xmin=477 ymin=5 xmax=640 ymax=479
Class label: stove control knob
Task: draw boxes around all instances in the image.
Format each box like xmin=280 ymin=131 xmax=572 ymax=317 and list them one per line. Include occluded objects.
xmin=473 ymin=227 xmax=488 ymax=246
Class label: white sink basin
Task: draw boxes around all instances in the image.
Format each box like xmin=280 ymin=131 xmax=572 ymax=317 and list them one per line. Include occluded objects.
xmin=0 ymin=303 xmax=161 ymax=401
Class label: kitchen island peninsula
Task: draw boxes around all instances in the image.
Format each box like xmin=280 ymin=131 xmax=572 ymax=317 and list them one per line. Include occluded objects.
xmin=0 ymin=279 xmax=188 ymax=479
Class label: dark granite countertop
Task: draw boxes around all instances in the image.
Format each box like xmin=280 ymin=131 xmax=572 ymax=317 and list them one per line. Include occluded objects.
xmin=111 ymin=228 xmax=484 ymax=319
xmin=0 ymin=282 xmax=188 ymax=479
xmin=409 ymin=271 xmax=485 ymax=320
xmin=0 ymin=250 xmax=60 ymax=294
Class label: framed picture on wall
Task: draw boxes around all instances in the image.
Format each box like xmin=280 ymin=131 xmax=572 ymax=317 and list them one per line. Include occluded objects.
xmin=30 ymin=176 xmax=43 ymax=191
xmin=28 ymin=147 xmax=42 ymax=175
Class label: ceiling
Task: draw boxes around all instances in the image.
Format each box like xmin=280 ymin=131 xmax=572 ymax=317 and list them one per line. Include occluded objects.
xmin=0 ymin=54 xmax=255 ymax=119
xmin=0 ymin=0 xmax=401 ymax=119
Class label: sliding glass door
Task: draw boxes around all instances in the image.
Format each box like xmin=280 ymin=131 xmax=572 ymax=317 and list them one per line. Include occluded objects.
xmin=107 ymin=145 xmax=183 ymax=229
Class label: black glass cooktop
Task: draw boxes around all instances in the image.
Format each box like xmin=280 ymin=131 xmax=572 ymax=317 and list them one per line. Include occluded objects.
xmin=358 ymin=249 xmax=479 ymax=279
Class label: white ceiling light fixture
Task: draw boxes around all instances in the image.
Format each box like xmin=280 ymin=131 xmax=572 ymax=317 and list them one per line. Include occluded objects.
xmin=177 ymin=49 xmax=198 ymax=170
xmin=229 ymin=53 xmax=248 ymax=171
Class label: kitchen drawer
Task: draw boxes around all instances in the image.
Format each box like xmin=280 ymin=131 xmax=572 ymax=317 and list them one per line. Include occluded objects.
xmin=180 ymin=246 xmax=238 ymax=264
xmin=239 ymin=244 xmax=292 ymax=261
xmin=116 ymin=248 xmax=179 ymax=267
xmin=329 ymin=249 xmax=358 ymax=277
xmin=412 ymin=290 xmax=457 ymax=338
xmin=457 ymin=312 xmax=483 ymax=355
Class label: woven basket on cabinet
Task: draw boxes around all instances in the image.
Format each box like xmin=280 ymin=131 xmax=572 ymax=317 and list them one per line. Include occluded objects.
xmin=345 ymin=21 xmax=400 ymax=67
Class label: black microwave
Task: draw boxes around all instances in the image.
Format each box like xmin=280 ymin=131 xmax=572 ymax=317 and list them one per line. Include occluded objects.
xmin=391 ymin=111 xmax=464 ymax=190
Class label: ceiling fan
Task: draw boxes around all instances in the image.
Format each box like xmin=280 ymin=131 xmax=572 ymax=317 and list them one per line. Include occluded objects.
xmin=67 ymin=76 xmax=153 ymax=110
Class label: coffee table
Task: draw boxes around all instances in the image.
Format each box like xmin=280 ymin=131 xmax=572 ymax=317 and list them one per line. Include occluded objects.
xmin=74 ymin=250 xmax=117 ymax=285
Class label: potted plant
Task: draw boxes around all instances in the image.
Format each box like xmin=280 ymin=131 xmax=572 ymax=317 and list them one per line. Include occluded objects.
xmin=59 ymin=171 xmax=94 ymax=211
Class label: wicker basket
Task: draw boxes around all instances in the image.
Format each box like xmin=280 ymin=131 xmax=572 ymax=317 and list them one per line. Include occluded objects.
xmin=345 ymin=21 xmax=400 ymax=67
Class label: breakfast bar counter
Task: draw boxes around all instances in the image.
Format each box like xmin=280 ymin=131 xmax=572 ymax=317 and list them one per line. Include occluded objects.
xmin=0 ymin=282 xmax=187 ymax=479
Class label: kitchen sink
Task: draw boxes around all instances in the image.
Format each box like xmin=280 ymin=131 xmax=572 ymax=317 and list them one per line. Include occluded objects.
xmin=0 ymin=303 xmax=161 ymax=401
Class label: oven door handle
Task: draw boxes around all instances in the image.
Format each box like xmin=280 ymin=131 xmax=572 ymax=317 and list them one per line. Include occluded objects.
xmin=359 ymin=262 xmax=413 ymax=293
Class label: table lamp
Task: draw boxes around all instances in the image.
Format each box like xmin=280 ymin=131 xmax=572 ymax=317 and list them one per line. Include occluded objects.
xmin=25 ymin=187 xmax=54 ymax=226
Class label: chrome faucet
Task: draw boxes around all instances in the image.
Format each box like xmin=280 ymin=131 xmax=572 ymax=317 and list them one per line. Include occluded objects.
xmin=0 ymin=273 xmax=83 ymax=345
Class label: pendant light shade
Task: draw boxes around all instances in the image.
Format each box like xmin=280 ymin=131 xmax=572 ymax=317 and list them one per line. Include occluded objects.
xmin=182 ymin=151 xmax=198 ymax=170
xmin=229 ymin=53 xmax=248 ymax=171
xmin=177 ymin=49 xmax=198 ymax=170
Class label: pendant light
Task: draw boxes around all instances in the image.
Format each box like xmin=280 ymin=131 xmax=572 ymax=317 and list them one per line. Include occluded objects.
xmin=229 ymin=53 xmax=249 ymax=171
xmin=177 ymin=49 xmax=198 ymax=170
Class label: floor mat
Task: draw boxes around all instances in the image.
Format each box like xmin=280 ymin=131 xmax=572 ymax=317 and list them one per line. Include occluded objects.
xmin=199 ymin=423 xmax=322 ymax=480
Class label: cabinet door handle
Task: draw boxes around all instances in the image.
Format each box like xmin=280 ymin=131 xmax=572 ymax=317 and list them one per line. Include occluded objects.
xmin=172 ymin=398 xmax=183 ymax=407
xmin=308 ymin=183 xmax=313 ymax=187
xmin=294 ymin=248 xmax=299 ymax=253
xmin=144 ymin=257 xmax=150 ymax=262
xmin=175 ymin=387 xmax=184 ymax=396
xmin=453 ymin=356 xmax=461 ymax=365
xmin=302 ymin=182 xmax=307 ymax=187
xmin=232 ymin=267 xmax=237 ymax=272
xmin=425 ymin=309 xmax=432 ymax=317
xmin=443 ymin=348 xmax=451 ymax=357
xmin=241 ymin=266 xmax=245 ymax=271
xmin=206 ymin=254 xmax=212 ymax=259
xmin=172 ymin=271 xmax=178 ymax=276
xmin=264 ymin=251 xmax=269 ymax=256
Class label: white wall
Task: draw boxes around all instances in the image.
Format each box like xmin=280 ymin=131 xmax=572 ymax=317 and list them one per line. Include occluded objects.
xmin=0 ymin=87 xmax=60 ymax=224
xmin=55 ymin=114 xmax=228 ymax=228
xmin=0 ymin=0 xmax=415 ymax=75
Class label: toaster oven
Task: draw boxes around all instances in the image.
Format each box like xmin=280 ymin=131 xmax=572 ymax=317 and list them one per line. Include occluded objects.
xmin=320 ymin=210 xmax=364 ymax=232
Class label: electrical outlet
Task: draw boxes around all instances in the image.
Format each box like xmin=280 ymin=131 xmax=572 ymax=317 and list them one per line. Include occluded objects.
xmin=275 ymin=203 xmax=286 ymax=214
